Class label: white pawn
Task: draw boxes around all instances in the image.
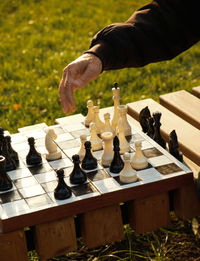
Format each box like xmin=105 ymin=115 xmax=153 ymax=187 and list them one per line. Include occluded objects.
xmin=103 ymin=113 xmax=115 ymax=135
xmin=93 ymin=106 xmax=105 ymax=134
xmin=84 ymin=100 xmax=94 ymax=127
xmin=111 ymin=83 xmax=120 ymax=131
xmin=101 ymin=132 xmax=114 ymax=167
xmin=118 ymin=117 xmax=130 ymax=154
xmin=89 ymin=122 xmax=103 ymax=151
xmin=120 ymin=153 xmax=138 ymax=183
xmin=131 ymin=140 xmax=148 ymax=170
xmin=45 ymin=128 xmax=62 ymax=160
xmin=117 ymin=105 xmax=131 ymax=136
xmin=78 ymin=134 xmax=87 ymax=161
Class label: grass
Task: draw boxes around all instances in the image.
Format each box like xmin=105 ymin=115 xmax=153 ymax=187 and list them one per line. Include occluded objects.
xmin=1 ymin=0 xmax=200 ymax=260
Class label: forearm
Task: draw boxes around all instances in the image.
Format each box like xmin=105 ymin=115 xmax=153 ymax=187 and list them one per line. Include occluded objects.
xmin=86 ymin=0 xmax=200 ymax=70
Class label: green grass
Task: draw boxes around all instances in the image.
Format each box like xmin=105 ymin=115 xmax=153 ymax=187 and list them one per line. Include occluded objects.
xmin=1 ymin=1 xmax=200 ymax=260
xmin=1 ymin=0 xmax=200 ymax=133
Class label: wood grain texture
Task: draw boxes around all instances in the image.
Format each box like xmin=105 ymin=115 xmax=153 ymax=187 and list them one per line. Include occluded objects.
xmin=0 ymin=229 xmax=28 ymax=261
xmin=160 ymin=90 xmax=200 ymax=130
xmin=192 ymin=86 xmax=200 ymax=99
xmin=34 ymin=216 xmax=77 ymax=260
xmin=127 ymin=98 xmax=200 ymax=165
xmin=81 ymin=204 xmax=124 ymax=248
xmin=129 ymin=192 xmax=170 ymax=233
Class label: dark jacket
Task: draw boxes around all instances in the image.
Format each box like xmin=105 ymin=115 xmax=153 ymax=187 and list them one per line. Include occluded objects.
xmin=86 ymin=0 xmax=200 ymax=70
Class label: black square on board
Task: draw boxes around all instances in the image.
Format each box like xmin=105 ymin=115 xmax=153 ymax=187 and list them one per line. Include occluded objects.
xmin=156 ymin=163 xmax=182 ymax=175
xmin=142 ymin=148 xmax=163 ymax=158
xmin=0 ymin=190 xmax=22 ymax=204
xmin=72 ymin=183 xmax=97 ymax=196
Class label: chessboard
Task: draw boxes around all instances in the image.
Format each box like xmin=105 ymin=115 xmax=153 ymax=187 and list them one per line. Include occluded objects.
xmin=0 ymin=112 xmax=193 ymax=233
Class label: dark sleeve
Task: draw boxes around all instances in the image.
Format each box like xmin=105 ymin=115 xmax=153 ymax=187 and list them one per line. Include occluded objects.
xmin=85 ymin=0 xmax=200 ymax=70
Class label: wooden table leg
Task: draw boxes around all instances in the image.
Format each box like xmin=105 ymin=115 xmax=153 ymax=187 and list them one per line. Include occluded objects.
xmin=0 ymin=229 xmax=28 ymax=261
xmin=173 ymin=182 xmax=200 ymax=219
xmin=129 ymin=192 xmax=170 ymax=234
xmin=81 ymin=204 xmax=124 ymax=248
xmin=34 ymin=216 xmax=77 ymax=260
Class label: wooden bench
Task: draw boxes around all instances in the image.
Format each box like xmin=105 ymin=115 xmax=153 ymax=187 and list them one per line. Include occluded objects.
xmin=192 ymin=86 xmax=200 ymax=98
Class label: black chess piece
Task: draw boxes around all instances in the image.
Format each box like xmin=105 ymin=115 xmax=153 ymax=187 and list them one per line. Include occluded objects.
xmin=147 ymin=117 xmax=154 ymax=139
xmin=26 ymin=137 xmax=42 ymax=166
xmin=5 ymin=136 xmax=19 ymax=165
xmin=168 ymin=130 xmax=183 ymax=162
xmin=1 ymin=136 xmax=16 ymax=171
xmin=0 ymin=156 xmax=13 ymax=191
xmin=139 ymin=106 xmax=151 ymax=133
xmin=81 ymin=141 xmax=97 ymax=170
xmin=70 ymin=154 xmax=87 ymax=184
xmin=0 ymin=127 xmax=4 ymax=154
xmin=152 ymin=112 xmax=166 ymax=149
xmin=114 ymin=82 xmax=118 ymax=89
xmin=54 ymin=169 xmax=72 ymax=200
xmin=110 ymin=136 xmax=124 ymax=173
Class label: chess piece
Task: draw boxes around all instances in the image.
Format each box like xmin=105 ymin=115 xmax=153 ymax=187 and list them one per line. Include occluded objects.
xmin=84 ymin=100 xmax=94 ymax=127
xmin=81 ymin=141 xmax=98 ymax=170
xmin=89 ymin=122 xmax=102 ymax=151
xmin=118 ymin=117 xmax=130 ymax=154
xmin=0 ymin=127 xmax=4 ymax=154
xmin=78 ymin=134 xmax=87 ymax=161
xmin=26 ymin=137 xmax=42 ymax=166
xmin=153 ymin=112 xmax=166 ymax=149
xmin=117 ymin=105 xmax=131 ymax=136
xmin=111 ymin=82 xmax=120 ymax=131
xmin=146 ymin=117 xmax=154 ymax=139
xmin=93 ymin=106 xmax=105 ymax=134
xmin=110 ymin=136 xmax=124 ymax=173
xmin=45 ymin=128 xmax=62 ymax=160
xmin=70 ymin=154 xmax=87 ymax=184
xmin=0 ymin=156 xmax=13 ymax=191
xmin=54 ymin=169 xmax=72 ymax=200
xmin=139 ymin=106 xmax=151 ymax=133
xmin=169 ymin=130 xmax=183 ymax=162
xmin=103 ymin=113 xmax=115 ymax=135
xmin=2 ymin=136 xmax=16 ymax=171
xmin=120 ymin=153 xmax=138 ymax=183
xmin=5 ymin=136 xmax=19 ymax=165
xmin=131 ymin=140 xmax=148 ymax=170
xmin=101 ymin=131 xmax=114 ymax=167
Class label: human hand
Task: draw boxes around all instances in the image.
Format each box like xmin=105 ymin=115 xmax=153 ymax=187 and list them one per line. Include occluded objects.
xmin=59 ymin=53 xmax=102 ymax=114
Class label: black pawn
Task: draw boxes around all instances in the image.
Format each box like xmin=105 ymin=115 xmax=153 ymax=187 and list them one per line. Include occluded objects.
xmin=81 ymin=141 xmax=97 ymax=170
xmin=54 ymin=169 xmax=72 ymax=200
xmin=139 ymin=106 xmax=151 ymax=133
xmin=5 ymin=136 xmax=19 ymax=165
xmin=70 ymin=154 xmax=87 ymax=184
xmin=0 ymin=156 xmax=13 ymax=191
xmin=0 ymin=127 xmax=4 ymax=154
xmin=1 ymin=136 xmax=16 ymax=171
xmin=168 ymin=130 xmax=183 ymax=162
xmin=153 ymin=112 xmax=166 ymax=149
xmin=147 ymin=117 xmax=154 ymax=139
xmin=110 ymin=136 xmax=124 ymax=173
xmin=26 ymin=137 xmax=42 ymax=166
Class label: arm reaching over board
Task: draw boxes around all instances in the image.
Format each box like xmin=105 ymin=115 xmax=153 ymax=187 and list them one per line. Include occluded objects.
xmin=59 ymin=0 xmax=200 ymax=113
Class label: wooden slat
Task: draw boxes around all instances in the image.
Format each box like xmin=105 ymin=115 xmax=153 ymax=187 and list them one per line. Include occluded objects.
xmin=34 ymin=216 xmax=77 ymax=260
xmin=160 ymin=90 xmax=200 ymax=129
xmin=127 ymin=98 xmax=200 ymax=165
xmin=81 ymin=204 xmax=124 ymax=248
xmin=129 ymin=192 xmax=170 ymax=233
xmin=0 ymin=229 xmax=28 ymax=261
xmin=192 ymin=86 xmax=200 ymax=98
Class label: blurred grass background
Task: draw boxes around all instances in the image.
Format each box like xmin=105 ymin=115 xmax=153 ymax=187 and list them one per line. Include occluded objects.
xmin=0 ymin=0 xmax=200 ymax=133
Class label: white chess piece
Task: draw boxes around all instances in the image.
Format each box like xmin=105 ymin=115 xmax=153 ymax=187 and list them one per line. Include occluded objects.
xmin=84 ymin=100 xmax=94 ymax=127
xmin=93 ymin=106 xmax=105 ymax=134
xmin=118 ymin=117 xmax=130 ymax=154
xmin=101 ymin=131 xmax=114 ymax=167
xmin=120 ymin=153 xmax=138 ymax=183
xmin=103 ymin=113 xmax=115 ymax=135
xmin=45 ymin=128 xmax=62 ymax=160
xmin=111 ymin=83 xmax=120 ymax=131
xmin=131 ymin=140 xmax=148 ymax=169
xmin=117 ymin=105 xmax=131 ymax=136
xmin=89 ymin=122 xmax=103 ymax=151
xmin=78 ymin=134 xmax=87 ymax=161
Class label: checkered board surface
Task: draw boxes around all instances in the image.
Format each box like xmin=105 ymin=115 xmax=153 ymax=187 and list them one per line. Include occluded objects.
xmin=0 ymin=113 xmax=192 ymax=229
